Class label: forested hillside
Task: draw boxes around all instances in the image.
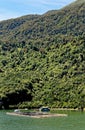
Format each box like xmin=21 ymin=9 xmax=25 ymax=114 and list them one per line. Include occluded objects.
xmin=0 ymin=0 xmax=85 ymax=109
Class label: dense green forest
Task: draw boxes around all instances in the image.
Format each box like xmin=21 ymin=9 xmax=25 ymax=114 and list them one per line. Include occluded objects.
xmin=0 ymin=0 xmax=85 ymax=109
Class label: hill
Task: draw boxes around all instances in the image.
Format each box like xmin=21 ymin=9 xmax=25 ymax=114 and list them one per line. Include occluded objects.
xmin=0 ymin=0 xmax=85 ymax=41
xmin=0 ymin=0 xmax=85 ymax=109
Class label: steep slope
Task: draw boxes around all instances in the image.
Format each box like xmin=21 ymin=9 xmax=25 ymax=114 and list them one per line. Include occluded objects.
xmin=0 ymin=0 xmax=85 ymax=42
xmin=0 ymin=0 xmax=85 ymax=109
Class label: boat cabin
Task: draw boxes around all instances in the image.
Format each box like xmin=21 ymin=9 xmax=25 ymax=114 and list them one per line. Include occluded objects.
xmin=39 ymin=107 xmax=50 ymax=112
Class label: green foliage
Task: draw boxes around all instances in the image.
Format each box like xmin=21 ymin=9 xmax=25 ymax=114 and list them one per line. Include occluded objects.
xmin=0 ymin=0 xmax=85 ymax=109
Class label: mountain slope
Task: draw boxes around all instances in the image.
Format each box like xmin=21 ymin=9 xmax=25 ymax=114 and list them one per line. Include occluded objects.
xmin=0 ymin=0 xmax=85 ymax=109
xmin=0 ymin=0 xmax=85 ymax=42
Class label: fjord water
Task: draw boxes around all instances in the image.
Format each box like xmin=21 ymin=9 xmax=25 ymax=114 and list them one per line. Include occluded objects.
xmin=0 ymin=110 xmax=85 ymax=130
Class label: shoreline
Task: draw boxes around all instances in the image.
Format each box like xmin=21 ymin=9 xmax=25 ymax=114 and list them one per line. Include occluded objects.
xmin=6 ymin=112 xmax=68 ymax=118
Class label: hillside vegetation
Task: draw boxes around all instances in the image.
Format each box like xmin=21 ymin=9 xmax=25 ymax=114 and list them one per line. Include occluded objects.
xmin=0 ymin=0 xmax=85 ymax=109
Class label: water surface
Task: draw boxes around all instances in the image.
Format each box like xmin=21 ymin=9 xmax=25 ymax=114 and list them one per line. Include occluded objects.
xmin=0 ymin=110 xmax=85 ymax=130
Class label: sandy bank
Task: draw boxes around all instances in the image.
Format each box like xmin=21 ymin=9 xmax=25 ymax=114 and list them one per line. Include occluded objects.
xmin=6 ymin=112 xmax=67 ymax=118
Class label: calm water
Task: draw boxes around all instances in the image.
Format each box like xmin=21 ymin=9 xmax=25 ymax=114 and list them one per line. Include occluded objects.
xmin=0 ymin=110 xmax=85 ymax=130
